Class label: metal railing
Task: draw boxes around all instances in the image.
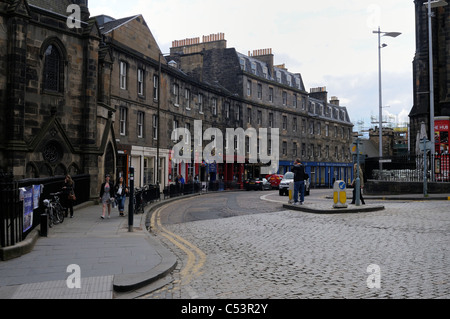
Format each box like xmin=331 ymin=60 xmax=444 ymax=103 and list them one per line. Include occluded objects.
xmin=1 ymin=173 xmax=91 ymax=250
xmin=0 ymin=172 xmax=22 ymax=249
xmin=133 ymin=185 xmax=161 ymax=214
xmin=365 ymin=154 xmax=450 ymax=183
xmin=162 ymin=181 xmax=242 ymax=199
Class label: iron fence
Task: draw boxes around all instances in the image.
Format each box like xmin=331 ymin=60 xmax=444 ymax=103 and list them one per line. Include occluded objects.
xmin=1 ymin=173 xmax=91 ymax=249
xmin=162 ymin=181 xmax=242 ymax=199
xmin=0 ymin=172 xmax=22 ymax=249
xmin=365 ymin=154 xmax=450 ymax=183
xmin=133 ymin=185 xmax=161 ymax=214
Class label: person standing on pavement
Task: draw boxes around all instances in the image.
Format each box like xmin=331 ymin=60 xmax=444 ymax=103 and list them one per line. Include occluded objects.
xmin=114 ymin=176 xmax=129 ymax=217
xmin=292 ymin=159 xmax=306 ymax=205
xmin=62 ymin=175 xmax=75 ymax=218
xmin=351 ymin=164 xmax=366 ymax=205
xmin=99 ymin=174 xmax=114 ymax=219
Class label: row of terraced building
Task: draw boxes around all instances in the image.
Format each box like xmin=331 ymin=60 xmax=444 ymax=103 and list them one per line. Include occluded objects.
xmin=0 ymin=0 xmax=354 ymax=200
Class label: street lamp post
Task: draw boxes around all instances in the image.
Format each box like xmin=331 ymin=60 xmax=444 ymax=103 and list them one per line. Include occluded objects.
xmin=424 ymin=0 xmax=448 ymax=182
xmin=373 ymin=27 xmax=401 ymax=174
xmin=157 ymin=53 xmax=161 ymax=188
xmin=157 ymin=52 xmax=171 ymax=190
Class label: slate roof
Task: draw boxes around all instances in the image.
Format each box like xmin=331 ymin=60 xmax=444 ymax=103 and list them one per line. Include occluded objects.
xmin=95 ymin=15 xmax=140 ymax=34
xmin=309 ymin=96 xmax=352 ymax=124
xmin=237 ymin=52 xmax=306 ymax=92
xmin=27 ymin=0 xmax=74 ymax=15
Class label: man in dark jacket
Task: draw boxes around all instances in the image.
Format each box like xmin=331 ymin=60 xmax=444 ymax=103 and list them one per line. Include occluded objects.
xmin=292 ymin=159 xmax=306 ymax=205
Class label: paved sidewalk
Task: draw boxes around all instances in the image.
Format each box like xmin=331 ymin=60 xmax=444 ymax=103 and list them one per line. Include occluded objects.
xmin=0 ymin=200 xmax=177 ymax=299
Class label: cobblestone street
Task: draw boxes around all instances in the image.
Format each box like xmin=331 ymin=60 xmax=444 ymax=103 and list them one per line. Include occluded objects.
xmin=145 ymin=191 xmax=450 ymax=299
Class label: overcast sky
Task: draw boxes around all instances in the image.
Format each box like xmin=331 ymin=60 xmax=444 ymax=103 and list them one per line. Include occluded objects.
xmin=88 ymin=0 xmax=416 ymax=132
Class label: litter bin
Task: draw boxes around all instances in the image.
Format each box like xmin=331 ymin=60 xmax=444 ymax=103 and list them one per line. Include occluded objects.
xmin=40 ymin=213 xmax=48 ymax=237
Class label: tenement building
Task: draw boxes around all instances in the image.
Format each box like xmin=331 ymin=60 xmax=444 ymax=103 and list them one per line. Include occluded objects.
xmin=0 ymin=0 xmax=354 ymax=196
xmin=168 ymin=39 xmax=354 ymax=187
xmin=410 ymin=0 xmax=450 ymax=155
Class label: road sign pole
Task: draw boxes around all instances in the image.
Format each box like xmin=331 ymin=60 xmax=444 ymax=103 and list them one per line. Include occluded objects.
xmin=128 ymin=167 xmax=134 ymax=232
xmin=423 ymin=140 xmax=428 ymax=198
xmin=356 ymin=137 xmax=361 ymax=207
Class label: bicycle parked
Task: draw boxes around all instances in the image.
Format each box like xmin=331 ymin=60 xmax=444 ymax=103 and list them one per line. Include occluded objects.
xmin=43 ymin=192 xmax=65 ymax=227
xmin=133 ymin=187 xmax=145 ymax=215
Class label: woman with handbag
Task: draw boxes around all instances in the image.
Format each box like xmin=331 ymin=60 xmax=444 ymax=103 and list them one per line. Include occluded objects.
xmin=114 ymin=176 xmax=129 ymax=217
xmin=99 ymin=174 xmax=114 ymax=219
xmin=62 ymin=175 xmax=75 ymax=218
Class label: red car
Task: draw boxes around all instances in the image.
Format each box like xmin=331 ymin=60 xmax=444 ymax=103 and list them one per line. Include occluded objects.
xmin=266 ymin=174 xmax=283 ymax=189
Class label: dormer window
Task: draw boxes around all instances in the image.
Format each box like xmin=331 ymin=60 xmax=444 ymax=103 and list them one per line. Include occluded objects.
xmin=251 ymin=62 xmax=257 ymax=74
xmin=263 ymin=66 xmax=268 ymax=79
xmin=240 ymin=58 xmax=246 ymax=71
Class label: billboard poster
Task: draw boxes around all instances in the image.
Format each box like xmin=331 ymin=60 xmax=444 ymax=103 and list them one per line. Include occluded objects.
xmin=23 ymin=186 xmax=33 ymax=233
xmin=435 ymin=117 xmax=449 ymax=154
xmin=33 ymin=184 xmax=41 ymax=210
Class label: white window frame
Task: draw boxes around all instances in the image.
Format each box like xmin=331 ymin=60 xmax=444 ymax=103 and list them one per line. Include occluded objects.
xmin=152 ymin=114 xmax=158 ymax=140
xmin=119 ymin=107 xmax=127 ymax=136
xmin=120 ymin=61 xmax=127 ymax=90
xmin=173 ymin=83 xmax=179 ymax=106
xmin=185 ymin=89 xmax=191 ymax=110
xmin=138 ymin=69 xmax=144 ymax=96
xmin=137 ymin=111 xmax=144 ymax=138
xmin=153 ymin=75 xmax=159 ymax=101
xmin=198 ymin=94 xmax=204 ymax=114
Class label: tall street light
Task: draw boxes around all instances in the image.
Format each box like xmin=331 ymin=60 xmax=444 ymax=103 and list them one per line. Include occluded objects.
xmin=157 ymin=52 xmax=170 ymax=188
xmin=373 ymin=27 xmax=401 ymax=173
xmin=424 ymin=0 xmax=448 ymax=181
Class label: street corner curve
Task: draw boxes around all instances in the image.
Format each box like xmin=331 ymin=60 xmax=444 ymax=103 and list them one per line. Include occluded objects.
xmin=283 ymin=203 xmax=385 ymax=214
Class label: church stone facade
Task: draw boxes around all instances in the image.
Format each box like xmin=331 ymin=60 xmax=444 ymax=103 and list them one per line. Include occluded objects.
xmin=410 ymin=0 xmax=450 ymax=154
xmin=0 ymin=0 xmax=117 ymax=198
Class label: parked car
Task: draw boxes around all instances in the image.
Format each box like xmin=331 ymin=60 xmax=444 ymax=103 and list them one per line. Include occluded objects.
xmin=278 ymin=172 xmax=310 ymax=196
xmin=244 ymin=178 xmax=272 ymax=191
xmin=266 ymin=174 xmax=284 ymax=189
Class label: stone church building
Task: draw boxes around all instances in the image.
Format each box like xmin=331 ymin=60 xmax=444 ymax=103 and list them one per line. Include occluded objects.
xmin=0 ymin=0 xmax=117 ymax=198
xmin=410 ymin=0 xmax=450 ymax=154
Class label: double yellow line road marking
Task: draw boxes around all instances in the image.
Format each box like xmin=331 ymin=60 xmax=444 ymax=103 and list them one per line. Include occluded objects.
xmin=150 ymin=199 xmax=206 ymax=288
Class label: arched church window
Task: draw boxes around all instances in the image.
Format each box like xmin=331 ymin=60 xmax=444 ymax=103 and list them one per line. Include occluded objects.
xmin=43 ymin=45 xmax=62 ymax=92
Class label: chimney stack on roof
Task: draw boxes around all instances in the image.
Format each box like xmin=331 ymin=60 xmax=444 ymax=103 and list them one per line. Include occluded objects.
xmin=249 ymin=48 xmax=274 ymax=72
xmin=170 ymin=33 xmax=227 ymax=54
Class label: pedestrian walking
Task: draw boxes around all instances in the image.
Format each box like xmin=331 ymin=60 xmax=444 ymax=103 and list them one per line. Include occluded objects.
xmin=292 ymin=159 xmax=306 ymax=205
xmin=114 ymin=176 xmax=129 ymax=217
xmin=351 ymin=164 xmax=366 ymax=205
xmin=62 ymin=175 xmax=75 ymax=218
xmin=99 ymin=174 xmax=114 ymax=219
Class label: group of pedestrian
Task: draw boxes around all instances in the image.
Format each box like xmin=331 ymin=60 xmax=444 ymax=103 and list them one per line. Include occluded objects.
xmin=290 ymin=160 xmax=365 ymax=206
xmin=58 ymin=174 xmax=130 ymax=220
xmin=99 ymin=174 xmax=129 ymax=219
